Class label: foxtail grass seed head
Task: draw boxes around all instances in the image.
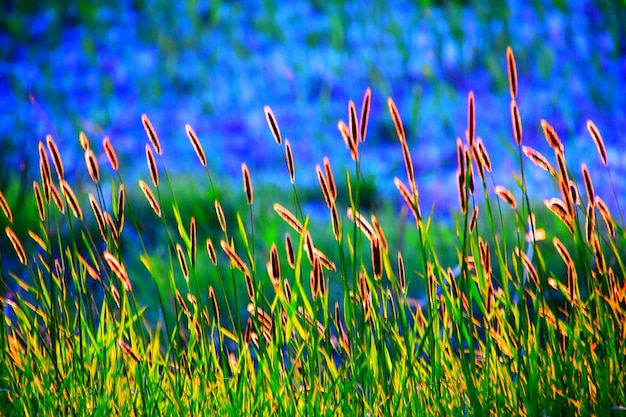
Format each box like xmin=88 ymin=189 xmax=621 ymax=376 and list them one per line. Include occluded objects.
xmin=515 ymin=247 xmax=539 ymax=287
xmin=215 ymin=200 xmax=227 ymax=233
xmin=347 ymin=207 xmax=375 ymax=241
xmin=269 ymin=243 xmax=280 ymax=286
xmin=84 ymin=149 xmax=100 ymax=183
xmin=241 ymin=163 xmax=253 ymax=205
xmin=310 ymin=257 xmax=322 ymax=299
xmin=479 ymin=238 xmax=492 ymax=278
xmin=304 ymin=231 xmax=315 ymax=265
xmin=273 ymin=203 xmax=303 ymax=234
xmin=245 ymin=272 xmax=255 ymax=301
xmin=89 ymin=194 xmax=107 ymax=241
xmin=264 ymin=105 xmax=282 ymax=145
xmin=104 ymin=212 xmax=120 ymax=245
xmin=145 ymin=144 xmax=159 ymax=186
xmin=175 ymin=290 xmax=189 ymax=316
xmin=285 ymin=233 xmax=295 ymax=269
xmin=330 ymin=202 xmax=341 ymax=242
xmin=60 ymin=179 xmax=83 ymax=220
xmin=33 ymin=181 xmax=46 ymax=221
xmin=471 ymin=141 xmax=485 ymax=181
xmin=467 ymin=91 xmax=475 ymax=148
xmin=46 ymin=134 xmax=64 ymax=179
xmin=337 ymin=120 xmax=357 ymax=161
xmin=469 ymin=206 xmax=479 ymax=233
xmin=79 ymin=131 xmax=89 ymax=150
xmin=285 ymin=139 xmax=295 ymax=184
xmin=117 ymin=185 xmax=126 ymax=227
xmin=208 ymin=286 xmax=220 ymax=324
xmin=371 ymin=236 xmax=383 ymax=280
xmin=139 ymin=180 xmax=161 ymax=217
xmin=104 ymin=251 xmax=131 ymax=291
xmin=141 ymin=113 xmax=162 ymax=155
xmin=348 ymin=99 xmax=359 ymax=149
xmin=220 ymin=240 xmax=248 ymax=273
xmin=401 ymin=139 xmax=415 ymax=191
xmin=568 ymin=180 xmax=580 ymax=206
xmin=283 ymin=278 xmax=292 ymax=303
xmin=586 ymin=119 xmax=608 ymax=166
xmin=323 ymin=157 xmax=337 ymax=200
xmin=176 ymin=243 xmax=189 ymax=282
xmin=387 ymin=97 xmax=406 ymax=143
xmin=316 ymin=164 xmax=333 ymax=209
xmin=586 ymin=202 xmax=596 ymax=245
xmin=110 ymin=285 xmax=120 ymax=306
xmin=313 ymin=247 xmax=335 ymax=271
xmin=39 ymin=159 xmax=51 ymax=203
xmin=476 ymin=138 xmax=492 ymax=172
xmin=545 ymin=198 xmax=574 ymax=233
xmin=464 ymin=146 xmax=475 ymax=194
xmin=103 ymin=136 xmax=119 ymax=171
xmin=39 ymin=141 xmax=52 ymax=188
xmin=394 ymin=177 xmax=420 ymax=221
xmin=593 ymin=238 xmax=606 ymax=275
xmin=5 ymin=226 xmax=27 ymax=265
xmin=371 ymin=214 xmax=388 ymax=253
xmin=117 ymin=339 xmax=140 ymax=362
xmin=77 ymin=252 xmax=100 ymax=282
xmin=206 ymin=238 xmax=217 ymax=266
xmin=0 ymin=190 xmax=13 ymax=223
xmin=522 ymin=146 xmax=556 ymax=176
xmin=185 ymin=124 xmax=207 ymax=167
xmin=190 ymin=217 xmax=197 ymax=267
xmin=456 ymin=138 xmax=465 ymax=182
xmin=506 ymin=46 xmax=518 ymax=99
xmin=398 ymin=251 xmax=406 ymax=294
xmin=541 ymin=119 xmax=562 ymax=151
xmin=510 ymin=99 xmax=522 ymax=146
xmin=581 ymin=164 xmax=595 ymax=204
xmin=595 ymin=196 xmax=615 ymax=239
xmin=49 ymin=181 xmax=65 ymax=214
xmin=494 ymin=185 xmax=517 ymax=209
xmin=457 ymin=169 xmax=468 ymax=214
xmin=360 ymin=87 xmax=371 ymax=142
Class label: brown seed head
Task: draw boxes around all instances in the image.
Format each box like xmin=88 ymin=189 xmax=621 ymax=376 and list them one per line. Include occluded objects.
xmin=5 ymin=226 xmax=27 ymax=265
xmin=185 ymin=124 xmax=207 ymax=167
xmin=510 ymin=100 xmax=522 ymax=146
xmin=586 ymin=120 xmax=607 ymax=166
xmin=103 ymin=136 xmax=119 ymax=171
xmin=0 ymin=190 xmax=13 ymax=223
xmin=141 ymin=113 xmax=162 ymax=155
xmin=241 ymin=163 xmax=253 ymax=205
xmin=60 ymin=179 xmax=83 ymax=220
xmin=506 ymin=46 xmax=518 ymax=99
xmin=46 ymin=134 xmax=64 ymax=179
xmin=387 ymin=97 xmax=406 ymax=144
xmin=360 ymin=88 xmax=371 ymax=143
xmin=264 ymin=105 xmax=282 ymax=146
xmin=84 ymin=149 xmax=100 ymax=183
xmin=139 ymin=180 xmax=161 ymax=217
xmin=494 ymin=185 xmax=517 ymax=210
xmin=145 ymin=144 xmax=159 ymax=187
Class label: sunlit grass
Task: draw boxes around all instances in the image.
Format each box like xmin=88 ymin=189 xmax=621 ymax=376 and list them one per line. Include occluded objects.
xmin=1 ymin=47 xmax=625 ymax=416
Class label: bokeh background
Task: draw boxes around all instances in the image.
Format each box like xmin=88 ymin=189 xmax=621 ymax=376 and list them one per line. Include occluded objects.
xmin=2 ymin=0 xmax=625 ymax=212
xmin=1 ymin=1 xmax=625 ymax=321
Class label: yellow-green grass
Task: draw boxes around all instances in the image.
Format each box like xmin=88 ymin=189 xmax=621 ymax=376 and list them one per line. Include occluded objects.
xmin=0 ymin=47 xmax=625 ymax=416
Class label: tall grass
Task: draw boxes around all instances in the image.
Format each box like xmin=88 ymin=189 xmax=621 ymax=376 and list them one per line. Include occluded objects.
xmin=1 ymin=47 xmax=625 ymax=416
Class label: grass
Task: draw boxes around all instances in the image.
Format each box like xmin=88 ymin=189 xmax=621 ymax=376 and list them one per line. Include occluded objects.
xmin=1 ymin=47 xmax=625 ymax=416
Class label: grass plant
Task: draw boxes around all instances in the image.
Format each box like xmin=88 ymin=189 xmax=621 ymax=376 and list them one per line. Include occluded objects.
xmin=1 ymin=47 xmax=625 ymax=416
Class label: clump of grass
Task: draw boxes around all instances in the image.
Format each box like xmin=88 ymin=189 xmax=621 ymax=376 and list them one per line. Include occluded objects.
xmin=1 ymin=47 xmax=625 ymax=416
